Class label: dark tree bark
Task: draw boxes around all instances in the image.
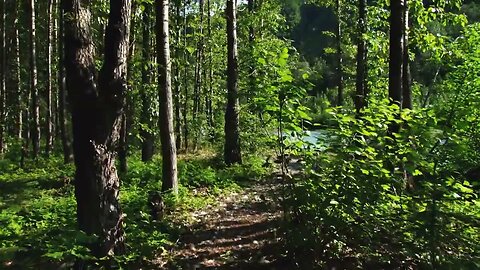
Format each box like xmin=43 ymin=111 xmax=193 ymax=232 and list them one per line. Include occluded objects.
xmin=355 ymin=0 xmax=367 ymax=114
xmin=156 ymin=0 xmax=178 ymax=194
xmin=58 ymin=0 xmax=72 ymax=164
xmin=46 ymin=0 xmax=54 ymax=156
xmin=388 ymin=0 xmax=405 ymax=107
xmin=28 ymin=0 xmax=40 ymax=158
xmin=402 ymin=0 xmax=412 ymax=109
xmin=64 ymin=0 xmax=131 ymax=257
xmin=140 ymin=2 xmax=155 ymax=162
xmin=335 ymin=0 xmax=344 ymax=107
xmin=224 ymin=0 xmax=242 ymax=165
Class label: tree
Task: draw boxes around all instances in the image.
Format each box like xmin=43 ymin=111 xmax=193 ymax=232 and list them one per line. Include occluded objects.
xmin=64 ymin=0 xmax=131 ymax=257
xmin=0 ymin=0 xmax=5 ymax=155
xmin=388 ymin=0 xmax=405 ymax=107
xmin=173 ymin=0 xmax=183 ymax=150
xmin=29 ymin=0 xmax=40 ymax=158
xmin=12 ymin=0 xmax=22 ymax=140
xmin=193 ymin=0 xmax=205 ymax=150
xmin=335 ymin=0 xmax=343 ymax=106
xmin=224 ymin=0 xmax=242 ymax=165
xmin=156 ymin=0 xmax=178 ymax=193
xmin=402 ymin=0 xmax=412 ymax=109
xmin=140 ymin=2 xmax=155 ymax=162
xmin=46 ymin=0 xmax=54 ymax=156
xmin=355 ymin=0 xmax=367 ymax=113
xmin=58 ymin=0 xmax=72 ymax=164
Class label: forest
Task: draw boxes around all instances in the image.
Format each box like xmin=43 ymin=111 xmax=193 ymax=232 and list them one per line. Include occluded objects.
xmin=0 ymin=0 xmax=479 ymax=269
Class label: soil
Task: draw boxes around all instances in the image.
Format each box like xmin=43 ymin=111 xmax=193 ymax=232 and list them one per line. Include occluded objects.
xmin=154 ymin=178 xmax=294 ymax=270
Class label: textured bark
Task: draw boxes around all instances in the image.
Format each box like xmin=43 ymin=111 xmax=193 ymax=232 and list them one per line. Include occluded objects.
xmin=64 ymin=0 xmax=131 ymax=257
xmin=355 ymin=0 xmax=367 ymax=113
xmin=140 ymin=2 xmax=155 ymax=162
xmin=156 ymin=0 xmax=178 ymax=194
xmin=335 ymin=0 xmax=344 ymax=107
xmin=46 ymin=0 xmax=54 ymax=156
xmin=388 ymin=0 xmax=405 ymax=107
xmin=28 ymin=0 xmax=40 ymax=158
xmin=58 ymin=0 xmax=72 ymax=164
xmin=119 ymin=3 xmax=137 ymax=173
xmin=402 ymin=0 xmax=412 ymax=109
xmin=224 ymin=0 xmax=242 ymax=165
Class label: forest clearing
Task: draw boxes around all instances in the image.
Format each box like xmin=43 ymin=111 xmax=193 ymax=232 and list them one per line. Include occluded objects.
xmin=0 ymin=0 xmax=479 ymax=269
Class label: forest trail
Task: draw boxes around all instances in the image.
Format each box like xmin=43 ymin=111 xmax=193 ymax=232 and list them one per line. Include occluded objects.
xmin=155 ymin=177 xmax=292 ymax=269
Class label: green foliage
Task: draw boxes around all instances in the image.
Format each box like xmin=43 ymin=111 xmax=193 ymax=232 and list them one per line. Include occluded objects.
xmin=287 ymin=102 xmax=480 ymax=268
xmin=0 ymin=153 xmax=269 ymax=268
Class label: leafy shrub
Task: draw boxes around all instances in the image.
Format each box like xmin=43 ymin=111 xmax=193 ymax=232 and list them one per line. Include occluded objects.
xmin=287 ymin=101 xmax=480 ymax=269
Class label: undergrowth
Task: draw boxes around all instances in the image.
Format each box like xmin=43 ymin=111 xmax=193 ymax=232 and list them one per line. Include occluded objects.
xmin=0 ymin=152 xmax=269 ymax=269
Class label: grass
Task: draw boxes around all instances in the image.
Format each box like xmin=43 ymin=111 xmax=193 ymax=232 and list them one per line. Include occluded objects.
xmin=0 ymin=151 xmax=271 ymax=269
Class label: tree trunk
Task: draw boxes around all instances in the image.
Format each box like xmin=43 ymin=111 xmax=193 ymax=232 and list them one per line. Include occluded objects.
xmin=335 ymin=0 xmax=343 ymax=107
xmin=58 ymin=0 xmax=72 ymax=164
xmin=119 ymin=3 xmax=137 ymax=173
xmin=156 ymin=0 xmax=178 ymax=194
xmin=140 ymin=2 xmax=155 ymax=162
xmin=224 ymin=0 xmax=242 ymax=165
xmin=29 ymin=0 xmax=40 ymax=158
xmin=355 ymin=0 xmax=367 ymax=113
xmin=206 ymin=0 xmax=214 ymax=132
xmin=173 ymin=2 xmax=183 ymax=150
xmin=46 ymin=0 xmax=54 ymax=156
xmin=0 ymin=0 xmax=5 ymax=155
xmin=388 ymin=0 xmax=404 ymax=107
xmin=193 ymin=0 xmax=204 ymax=150
xmin=13 ymin=0 xmax=21 ymax=139
xmin=64 ymin=0 xmax=131 ymax=257
xmin=402 ymin=0 xmax=412 ymax=109
xmin=182 ymin=4 xmax=189 ymax=151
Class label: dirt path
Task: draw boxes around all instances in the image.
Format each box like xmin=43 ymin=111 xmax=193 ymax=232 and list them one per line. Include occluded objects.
xmin=155 ymin=179 xmax=292 ymax=269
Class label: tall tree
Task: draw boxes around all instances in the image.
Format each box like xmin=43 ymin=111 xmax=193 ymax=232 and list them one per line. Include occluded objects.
xmin=355 ymin=0 xmax=367 ymax=113
xmin=13 ymin=0 xmax=21 ymax=139
xmin=388 ymin=0 xmax=405 ymax=107
xmin=193 ymin=0 xmax=205 ymax=150
xmin=205 ymin=0 xmax=214 ymax=131
xmin=182 ymin=2 xmax=189 ymax=151
xmin=156 ymin=0 xmax=178 ymax=193
xmin=28 ymin=0 xmax=40 ymax=158
xmin=64 ymin=0 xmax=131 ymax=256
xmin=224 ymin=0 xmax=242 ymax=165
xmin=0 ymin=0 xmax=5 ymax=155
xmin=46 ymin=0 xmax=54 ymax=156
xmin=335 ymin=0 xmax=344 ymax=106
xmin=402 ymin=0 xmax=412 ymax=109
xmin=140 ymin=2 xmax=155 ymax=162
xmin=58 ymin=0 xmax=72 ymax=164
xmin=173 ymin=0 xmax=183 ymax=150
